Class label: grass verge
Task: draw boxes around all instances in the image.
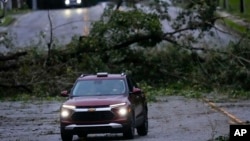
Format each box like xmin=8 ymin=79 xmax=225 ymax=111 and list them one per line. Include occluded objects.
xmin=0 ymin=8 xmax=30 ymax=15
xmin=222 ymin=18 xmax=248 ymax=34
xmin=139 ymin=83 xmax=250 ymax=102
xmin=0 ymin=16 xmax=15 ymax=26
xmin=219 ymin=0 xmax=250 ymax=20
xmin=7 ymin=8 xmax=31 ymax=15
xmin=216 ymin=12 xmax=249 ymax=35
xmin=0 ymin=9 xmax=30 ymax=26
xmin=1 ymin=83 xmax=249 ymax=102
xmin=139 ymin=82 xmax=205 ymax=102
xmin=217 ymin=0 xmax=250 ymax=35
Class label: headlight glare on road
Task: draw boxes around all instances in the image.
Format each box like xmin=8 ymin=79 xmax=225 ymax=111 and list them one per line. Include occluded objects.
xmin=61 ymin=110 xmax=70 ymax=118
xmin=118 ymin=108 xmax=128 ymax=116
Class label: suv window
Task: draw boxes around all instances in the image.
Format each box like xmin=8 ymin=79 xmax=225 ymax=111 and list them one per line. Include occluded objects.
xmin=72 ymin=79 xmax=126 ymax=96
xmin=126 ymin=76 xmax=138 ymax=92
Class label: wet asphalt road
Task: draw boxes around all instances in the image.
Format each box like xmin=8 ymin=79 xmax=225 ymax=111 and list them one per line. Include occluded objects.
xmin=1 ymin=96 xmax=249 ymax=141
xmin=0 ymin=0 xmax=238 ymax=50
xmin=7 ymin=3 xmax=106 ymax=47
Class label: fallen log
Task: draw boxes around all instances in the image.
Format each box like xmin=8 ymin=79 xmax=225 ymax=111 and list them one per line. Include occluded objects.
xmin=0 ymin=51 xmax=27 ymax=61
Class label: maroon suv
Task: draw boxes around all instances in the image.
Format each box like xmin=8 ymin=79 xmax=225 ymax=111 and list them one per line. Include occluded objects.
xmin=60 ymin=72 xmax=148 ymax=141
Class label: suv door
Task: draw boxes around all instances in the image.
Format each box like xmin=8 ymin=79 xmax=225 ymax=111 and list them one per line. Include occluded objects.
xmin=127 ymin=76 xmax=144 ymax=124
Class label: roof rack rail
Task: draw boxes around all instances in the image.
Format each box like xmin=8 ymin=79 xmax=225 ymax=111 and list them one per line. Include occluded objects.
xmin=121 ymin=72 xmax=126 ymax=76
xmin=97 ymin=72 xmax=108 ymax=77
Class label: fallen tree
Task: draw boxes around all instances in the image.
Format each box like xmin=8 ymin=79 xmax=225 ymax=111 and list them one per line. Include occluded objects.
xmin=0 ymin=0 xmax=250 ymax=97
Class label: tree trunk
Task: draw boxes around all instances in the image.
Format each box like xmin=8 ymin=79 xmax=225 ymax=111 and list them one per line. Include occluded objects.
xmin=32 ymin=0 xmax=37 ymax=10
xmin=6 ymin=0 xmax=12 ymax=10
xmin=115 ymin=0 xmax=123 ymax=10
xmin=0 ymin=1 xmax=7 ymax=19
xmin=240 ymin=0 xmax=245 ymax=13
xmin=223 ymin=0 xmax=228 ymax=9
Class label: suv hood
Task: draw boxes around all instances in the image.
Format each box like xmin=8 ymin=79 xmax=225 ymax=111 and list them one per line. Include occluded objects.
xmin=63 ymin=95 xmax=128 ymax=107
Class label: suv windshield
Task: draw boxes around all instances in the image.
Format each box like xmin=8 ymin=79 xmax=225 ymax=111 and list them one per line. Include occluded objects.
xmin=72 ymin=79 xmax=126 ymax=96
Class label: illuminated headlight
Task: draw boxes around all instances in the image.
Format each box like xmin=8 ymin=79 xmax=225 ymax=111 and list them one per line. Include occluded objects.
xmin=118 ymin=108 xmax=128 ymax=116
xmin=110 ymin=103 xmax=129 ymax=116
xmin=61 ymin=105 xmax=75 ymax=118
xmin=76 ymin=0 xmax=82 ymax=4
xmin=61 ymin=110 xmax=70 ymax=118
xmin=65 ymin=0 xmax=70 ymax=5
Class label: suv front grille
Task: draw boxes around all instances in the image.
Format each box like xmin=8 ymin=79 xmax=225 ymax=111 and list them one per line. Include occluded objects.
xmin=72 ymin=111 xmax=115 ymax=122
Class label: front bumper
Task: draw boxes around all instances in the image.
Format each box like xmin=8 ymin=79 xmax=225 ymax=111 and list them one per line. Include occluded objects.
xmin=60 ymin=104 xmax=131 ymax=134
xmin=61 ymin=122 xmax=129 ymax=134
xmin=65 ymin=123 xmax=122 ymax=130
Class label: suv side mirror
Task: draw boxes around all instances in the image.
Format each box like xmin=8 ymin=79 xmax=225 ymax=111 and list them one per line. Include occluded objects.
xmin=61 ymin=90 xmax=69 ymax=97
xmin=131 ymin=87 xmax=142 ymax=94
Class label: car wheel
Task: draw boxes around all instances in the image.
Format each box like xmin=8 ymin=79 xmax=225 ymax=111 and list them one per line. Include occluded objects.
xmin=123 ymin=115 xmax=135 ymax=139
xmin=137 ymin=110 xmax=148 ymax=136
xmin=61 ymin=128 xmax=73 ymax=141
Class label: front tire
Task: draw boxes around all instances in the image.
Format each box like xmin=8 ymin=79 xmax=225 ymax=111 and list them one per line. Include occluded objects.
xmin=61 ymin=128 xmax=73 ymax=141
xmin=123 ymin=115 xmax=135 ymax=139
xmin=137 ymin=110 xmax=148 ymax=136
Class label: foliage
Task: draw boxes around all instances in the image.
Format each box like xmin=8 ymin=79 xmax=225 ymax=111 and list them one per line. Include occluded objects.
xmin=219 ymin=0 xmax=250 ymax=20
xmin=222 ymin=18 xmax=248 ymax=34
xmin=1 ymin=36 xmax=250 ymax=98
xmin=0 ymin=0 xmax=250 ymax=99
xmin=213 ymin=135 xmax=229 ymax=141
xmin=200 ymin=40 xmax=250 ymax=91
xmin=139 ymin=82 xmax=203 ymax=102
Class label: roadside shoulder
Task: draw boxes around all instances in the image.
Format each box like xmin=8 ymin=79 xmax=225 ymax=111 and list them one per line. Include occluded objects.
xmin=216 ymin=10 xmax=250 ymax=35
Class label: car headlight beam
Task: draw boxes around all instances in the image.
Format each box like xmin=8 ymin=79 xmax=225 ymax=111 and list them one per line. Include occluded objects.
xmin=118 ymin=108 xmax=128 ymax=116
xmin=65 ymin=0 xmax=70 ymax=5
xmin=76 ymin=0 xmax=82 ymax=4
xmin=61 ymin=110 xmax=70 ymax=118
